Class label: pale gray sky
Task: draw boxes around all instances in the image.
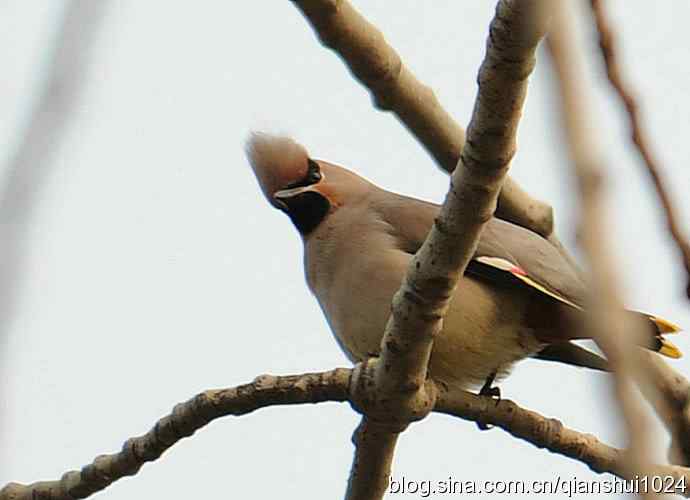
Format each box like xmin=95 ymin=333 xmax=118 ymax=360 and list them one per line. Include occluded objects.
xmin=2 ymin=2 xmax=689 ymax=499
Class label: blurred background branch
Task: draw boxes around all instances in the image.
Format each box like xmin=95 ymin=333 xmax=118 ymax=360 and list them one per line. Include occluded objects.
xmin=0 ymin=0 xmax=109 ymax=346
xmin=589 ymin=0 xmax=690 ymax=300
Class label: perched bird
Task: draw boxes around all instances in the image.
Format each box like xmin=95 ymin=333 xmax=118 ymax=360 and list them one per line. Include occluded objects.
xmin=246 ymin=133 xmax=682 ymax=393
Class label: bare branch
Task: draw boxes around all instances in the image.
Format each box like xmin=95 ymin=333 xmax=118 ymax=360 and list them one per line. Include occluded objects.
xmin=290 ymin=0 xmax=555 ymax=238
xmin=589 ymin=0 xmax=690 ymax=299
xmin=345 ymin=419 xmax=400 ymax=499
xmin=547 ymin=3 xmax=663 ymax=497
xmin=0 ymin=369 xmax=351 ymax=500
xmin=372 ymin=0 xmax=550 ymax=400
xmin=436 ymin=389 xmax=690 ymax=494
xmin=6 ymin=367 xmax=689 ymax=499
xmin=339 ymin=1 xmax=552 ymax=497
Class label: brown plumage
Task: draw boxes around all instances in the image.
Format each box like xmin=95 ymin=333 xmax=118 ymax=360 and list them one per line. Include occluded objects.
xmin=247 ymin=133 xmax=682 ymax=390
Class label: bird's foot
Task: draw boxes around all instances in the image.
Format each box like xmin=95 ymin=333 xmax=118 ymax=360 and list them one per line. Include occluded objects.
xmin=477 ymin=372 xmax=500 ymax=431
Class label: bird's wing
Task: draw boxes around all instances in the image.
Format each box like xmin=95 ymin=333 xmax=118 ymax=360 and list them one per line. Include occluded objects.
xmin=377 ymin=191 xmax=682 ymax=358
xmin=379 ymin=191 xmax=586 ymax=308
xmin=472 ymin=217 xmax=586 ymax=307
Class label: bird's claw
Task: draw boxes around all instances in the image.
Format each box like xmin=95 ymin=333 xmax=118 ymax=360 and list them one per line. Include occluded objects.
xmin=477 ymin=372 xmax=500 ymax=431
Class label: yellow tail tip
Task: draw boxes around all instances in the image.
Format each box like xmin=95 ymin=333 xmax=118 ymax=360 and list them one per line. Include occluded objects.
xmin=659 ymin=339 xmax=683 ymax=359
xmin=651 ymin=316 xmax=682 ymax=334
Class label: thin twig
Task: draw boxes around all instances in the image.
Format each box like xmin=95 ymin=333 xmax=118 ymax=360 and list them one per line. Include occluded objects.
xmin=589 ymin=0 xmax=690 ymax=299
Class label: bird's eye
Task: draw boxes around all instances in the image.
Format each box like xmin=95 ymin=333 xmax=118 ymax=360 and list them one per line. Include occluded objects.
xmin=306 ymin=159 xmax=322 ymax=183
xmin=285 ymin=159 xmax=322 ymax=189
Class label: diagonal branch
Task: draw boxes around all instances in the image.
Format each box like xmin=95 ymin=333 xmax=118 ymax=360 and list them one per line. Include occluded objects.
xmin=342 ymin=1 xmax=551 ymax=498
xmin=589 ymin=0 xmax=690 ymax=299
xmin=290 ymin=0 xmax=555 ymax=239
xmin=378 ymin=0 xmax=551 ymax=396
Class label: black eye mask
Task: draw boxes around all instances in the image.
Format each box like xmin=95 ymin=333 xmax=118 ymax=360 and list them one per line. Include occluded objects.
xmin=282 ymin=190 xmax=330 ymax=235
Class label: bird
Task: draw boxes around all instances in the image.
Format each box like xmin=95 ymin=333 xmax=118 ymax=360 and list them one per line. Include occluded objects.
xmin=246 ymin=132 xmax=682 ymax=395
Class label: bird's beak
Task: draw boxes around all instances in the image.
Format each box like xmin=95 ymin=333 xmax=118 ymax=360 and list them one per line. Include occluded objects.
xmin=273 ymin=184 xmax=320 ymax=210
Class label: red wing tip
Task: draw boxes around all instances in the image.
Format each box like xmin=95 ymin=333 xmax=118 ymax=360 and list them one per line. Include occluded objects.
xmin=510 ymin=266 xmax=527 ymax=276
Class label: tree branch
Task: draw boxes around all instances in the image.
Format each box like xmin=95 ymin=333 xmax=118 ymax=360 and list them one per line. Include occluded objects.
xmin=436 ymin=389 xmax=690 ymax=495
xmin=635 ymin=351 xmax=690 ymax=466
xmin=340 ymin=1 xmax=551 ymax=498
xmin=547 ymin=4 xmax=664 ymax=497
xmin=0 ymin=369 xmax=351 ymax=500
xmin=345 ymin=418 xmax=400 ymax=499
xmin=5 ymin=368 xmax=690 ymax=500
xmin=290 ymin=0 xmax=555 ymax=239
xmin=589 ymin=0 xmax=690 ymax=299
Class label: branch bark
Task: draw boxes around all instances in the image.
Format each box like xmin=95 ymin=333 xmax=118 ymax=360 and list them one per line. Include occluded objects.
xmin=436 ymin=389 xmax=690 ymax=495
xmin=5 ymin=370 xmax=689 ymax=500
xmin=290 ymin=0 xmax=555 ymax=239
xmin=341 ymin=1 xmax=551 ymax=498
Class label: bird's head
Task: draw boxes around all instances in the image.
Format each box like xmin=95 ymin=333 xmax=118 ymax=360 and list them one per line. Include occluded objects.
xmin=246 ymin=133 xmax=372 ymax=235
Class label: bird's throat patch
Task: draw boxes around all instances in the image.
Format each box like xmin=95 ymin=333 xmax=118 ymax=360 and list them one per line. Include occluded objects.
xmin=284 ymin=191 xmax=330 ymax=235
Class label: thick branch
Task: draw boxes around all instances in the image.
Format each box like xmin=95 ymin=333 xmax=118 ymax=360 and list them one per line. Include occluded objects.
xmin=341 ymin=2 xmax=552 ymax=498
xmin=374 ymin=0 xmax=550 ymax=399
xmin=0 ymin=369 xmax=351 ymax=500
xmin=590 ymin=0 xmax=690 ymax=299
xmin=290 ymin=0 xmax=555 ymax=238
xmin=345 ymin=419 xmax=400 ymax=500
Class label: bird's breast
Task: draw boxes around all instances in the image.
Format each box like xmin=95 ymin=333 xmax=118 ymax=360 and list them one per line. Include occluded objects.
xmin=304 ymin=217 xmax=544 ymax=389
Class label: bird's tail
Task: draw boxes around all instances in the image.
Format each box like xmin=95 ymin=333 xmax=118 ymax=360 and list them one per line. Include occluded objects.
xmin=534 ymin=313 xmax=682 ymax=373
xmin=636 ymin=312 xmax=682 ymax=358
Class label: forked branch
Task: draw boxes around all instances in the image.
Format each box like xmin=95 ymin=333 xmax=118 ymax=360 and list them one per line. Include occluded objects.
xmin=4 ymin=372 xmax=689 ymax=500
